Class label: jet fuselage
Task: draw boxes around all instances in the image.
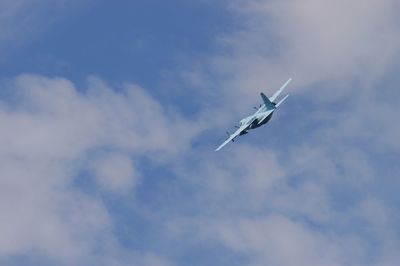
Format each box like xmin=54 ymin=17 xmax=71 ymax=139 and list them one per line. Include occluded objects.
xmin=249 ymin=112 xmax=273 ymax=129
xmin=215 ymin=78 xmax=291 ymax=151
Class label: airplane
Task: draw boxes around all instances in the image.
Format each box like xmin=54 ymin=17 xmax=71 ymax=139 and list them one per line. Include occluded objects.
xmin=215 ymin=78 xmax=292 ymax=151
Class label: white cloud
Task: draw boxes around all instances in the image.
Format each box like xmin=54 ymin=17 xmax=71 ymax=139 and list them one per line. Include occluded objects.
xmin=0 ymin=74 xmax=197 ymax=264
xmin=0 ymin=157 xmax=112 ymax=261
xmin=166 ymin=1 xmax=400 ymax=265
xmin=170 ymin=142 xmax=399 ymax=265
xmin=89 ymin=153 xmax=138 ymax=194
xmin=183 ymin=0 xmax=400 ymax=113
xmin=190 ymin=145 xmax=285 ymax=211
xmin=1 ymin=0 xmax=399 ymax=265
xmin=214 ymin=214 xmax=368 ymax=266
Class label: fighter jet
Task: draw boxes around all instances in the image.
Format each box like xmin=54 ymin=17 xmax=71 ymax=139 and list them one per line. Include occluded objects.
xmin=215 ymin=78 xmax=292 ymax=151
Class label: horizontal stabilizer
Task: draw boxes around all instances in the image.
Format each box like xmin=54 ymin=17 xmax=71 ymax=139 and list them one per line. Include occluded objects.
xmin=275 ymin=94 xmax=289 ymax=107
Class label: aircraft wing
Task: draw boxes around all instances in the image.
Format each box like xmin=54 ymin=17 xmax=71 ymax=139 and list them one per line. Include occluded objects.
xmin=269 ymin=78 xmax=292 ymax=103
xmin=215 ymin=124 xmax=249 ymax=151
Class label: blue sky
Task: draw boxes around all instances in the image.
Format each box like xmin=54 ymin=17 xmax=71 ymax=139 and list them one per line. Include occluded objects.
xmin=1 ymin=1 xmax=232 ymax=89
xmin=0 ymin=0 xmax=400 ymax=266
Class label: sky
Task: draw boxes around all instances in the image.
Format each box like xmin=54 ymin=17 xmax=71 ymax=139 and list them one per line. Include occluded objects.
xmin=0 ymin=0 xmax=399 ymax=265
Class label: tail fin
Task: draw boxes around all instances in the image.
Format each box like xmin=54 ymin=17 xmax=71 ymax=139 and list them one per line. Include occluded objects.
xmin=260 ymin=92 xmax=276 ymax=110
xmin=269 ymin=78 xmax=292 ymax=103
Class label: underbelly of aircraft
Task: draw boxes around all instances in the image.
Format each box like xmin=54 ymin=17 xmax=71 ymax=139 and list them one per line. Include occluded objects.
xmin=249 ymin=113 xmax=273 ymax=129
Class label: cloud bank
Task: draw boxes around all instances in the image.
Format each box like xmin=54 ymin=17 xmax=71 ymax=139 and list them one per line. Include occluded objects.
xmin=0 ymin=74 xmax=199 ymax=265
